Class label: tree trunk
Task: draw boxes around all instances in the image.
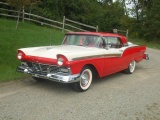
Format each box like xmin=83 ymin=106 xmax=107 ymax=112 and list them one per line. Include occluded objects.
xmin=123 ymin=0 xmax=128 ymax=16
xmin=141 ymin=0 xmax=145 ymax=21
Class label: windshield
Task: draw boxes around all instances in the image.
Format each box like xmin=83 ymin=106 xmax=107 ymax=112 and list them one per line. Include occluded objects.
xmin=62 ymin=34 xmax=104 ymax=48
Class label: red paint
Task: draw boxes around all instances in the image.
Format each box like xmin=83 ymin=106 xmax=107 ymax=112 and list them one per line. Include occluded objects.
xmin=18 ymin=54 xmax=57 ymax=65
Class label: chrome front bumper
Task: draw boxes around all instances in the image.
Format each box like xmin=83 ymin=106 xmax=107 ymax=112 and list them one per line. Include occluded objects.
xmin=17 ymin=65 xmax=80 ymax=83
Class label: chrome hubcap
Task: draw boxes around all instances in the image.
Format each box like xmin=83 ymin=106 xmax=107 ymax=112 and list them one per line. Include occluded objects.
xmin=81 ymin=72 xmax=89 ymax=87
xmin=129 ymin=61 xmax=135 ymax=72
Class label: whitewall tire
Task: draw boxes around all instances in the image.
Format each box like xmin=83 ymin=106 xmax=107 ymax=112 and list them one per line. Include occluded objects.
xmin=71 ymin=66 xmax=93 ymax=92
xmin=124 ymin=60 xmax=136 ymax=74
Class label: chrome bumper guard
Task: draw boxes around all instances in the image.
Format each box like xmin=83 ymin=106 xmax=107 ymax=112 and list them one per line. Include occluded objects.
xmin=144 ymin=54 xmax=149 ymax=60
xmin=17 ymin=65 xmax=80 ymax=83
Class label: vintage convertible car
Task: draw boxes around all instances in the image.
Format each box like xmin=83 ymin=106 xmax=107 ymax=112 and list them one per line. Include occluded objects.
xmin=17 ymin=32 xmax=149 ymax=91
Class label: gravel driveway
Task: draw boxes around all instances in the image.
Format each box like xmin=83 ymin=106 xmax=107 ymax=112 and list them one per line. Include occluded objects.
xmin=0 ymin=48 xmax=160 ymax=120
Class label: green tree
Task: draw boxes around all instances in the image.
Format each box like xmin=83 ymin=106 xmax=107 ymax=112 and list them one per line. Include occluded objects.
xmin=143 ymin=0 xmax=160 ymax=40
xmin=99 ymin=1 xmax=125 ymax=32
xmin=124 ymin=0 xmax=160 ymax=40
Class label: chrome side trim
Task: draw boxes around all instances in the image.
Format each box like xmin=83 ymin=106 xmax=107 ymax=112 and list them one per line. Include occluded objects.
xmin=72 ymin=53 xmax=122 ymax=61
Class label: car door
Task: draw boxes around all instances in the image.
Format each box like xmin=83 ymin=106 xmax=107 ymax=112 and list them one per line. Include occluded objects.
xmin=102 ymin=37 xmax=124 ymax=75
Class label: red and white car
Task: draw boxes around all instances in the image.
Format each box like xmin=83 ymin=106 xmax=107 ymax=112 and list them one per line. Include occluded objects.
xmin=17 ymin=32 xmax=149 ymax=91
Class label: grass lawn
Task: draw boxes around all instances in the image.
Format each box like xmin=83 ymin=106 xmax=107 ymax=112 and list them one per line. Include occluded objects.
xmin=0 ymin=18 xmax=64 ymax=82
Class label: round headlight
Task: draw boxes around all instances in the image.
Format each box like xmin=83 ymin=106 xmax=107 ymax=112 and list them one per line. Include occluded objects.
xmin=57 ymin=54 xmax=68 ymax=66
xmin=57 ymin=58 xmax=63 ymax=66
xmin=17 ymin=53 xmax=22 ymax=60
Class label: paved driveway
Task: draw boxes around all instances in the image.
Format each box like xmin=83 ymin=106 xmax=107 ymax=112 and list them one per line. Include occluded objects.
xmin=0 ymin=48 xmax=160 ymax=120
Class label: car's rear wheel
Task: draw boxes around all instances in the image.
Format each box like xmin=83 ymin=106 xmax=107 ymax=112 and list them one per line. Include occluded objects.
xmin=124 ymin=60 xmax=136 ymax=74
xmin=71 ymin=66 xmax=93 ymax=92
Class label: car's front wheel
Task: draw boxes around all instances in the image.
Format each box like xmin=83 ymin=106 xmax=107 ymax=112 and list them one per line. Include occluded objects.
xmin=71 ymin=66 xmax=93 ymax=92
xmin=124 ymin=60 xmax=136 ymax=74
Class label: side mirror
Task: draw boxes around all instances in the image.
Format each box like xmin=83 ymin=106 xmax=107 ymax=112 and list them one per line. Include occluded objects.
xmin=105 ymin=44 xmax=111 ymax=50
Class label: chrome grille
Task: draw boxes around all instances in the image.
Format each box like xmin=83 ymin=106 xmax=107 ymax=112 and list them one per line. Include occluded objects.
xmin=50 ymin=66 xmax=59 ymax=73
xmin=40 ymin=64 xmax=50 ymax=72
xmin=26 ymin=62 xmax=58 ymax=74
xmin=32 ymin=63 xmax=41 ymax=72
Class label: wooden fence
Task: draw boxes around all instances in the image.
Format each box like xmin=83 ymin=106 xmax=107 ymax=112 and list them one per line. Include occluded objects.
xmin=0 ymin=2 xmax=129 ymax=37
xmin=0 ymin=2 xmax=98 ymax=32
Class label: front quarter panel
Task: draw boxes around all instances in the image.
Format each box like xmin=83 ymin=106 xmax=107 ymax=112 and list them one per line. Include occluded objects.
xmin=68 ymin=57 xmax=105 ymax=77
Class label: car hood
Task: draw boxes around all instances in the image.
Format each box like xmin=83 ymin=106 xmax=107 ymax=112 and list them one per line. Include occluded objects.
xmin=19 ymin=45 xmax=106 ymax=61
